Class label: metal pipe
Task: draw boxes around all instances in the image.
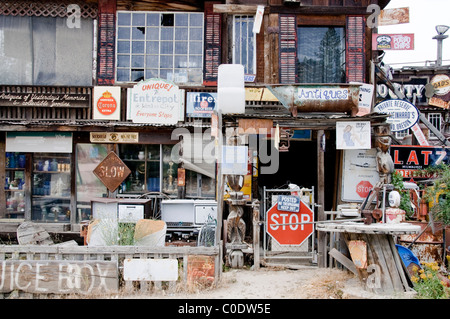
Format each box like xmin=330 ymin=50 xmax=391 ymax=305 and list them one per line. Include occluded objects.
xmin=265 ymin=218 xmax=365 ymax=227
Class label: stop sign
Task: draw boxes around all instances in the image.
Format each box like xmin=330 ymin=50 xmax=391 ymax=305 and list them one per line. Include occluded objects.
xmin=266 ymin=200 xmax=314 ymax=246
xmin=356 ymin=180 xmax=373 ymax=198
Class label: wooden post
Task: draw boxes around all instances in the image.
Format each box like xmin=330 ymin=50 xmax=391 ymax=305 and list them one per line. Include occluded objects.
xmin=252 ymin=200 xmax=260 ymax=270
xmin=317 ymin=130 xmax=326 ymax=267
xmin=215 ymin=111 xmax=224 ymax=249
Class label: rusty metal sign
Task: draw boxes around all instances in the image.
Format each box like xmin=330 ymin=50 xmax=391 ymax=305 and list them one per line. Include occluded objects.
xmin=93 ymin=151 xmax=131 ymax=192
xmin=266 ymin=84 xmax=361 ymax=116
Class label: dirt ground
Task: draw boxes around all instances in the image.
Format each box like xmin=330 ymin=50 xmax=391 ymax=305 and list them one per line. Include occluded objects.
xmin=119 ymin=265 xmax=417 ymax=300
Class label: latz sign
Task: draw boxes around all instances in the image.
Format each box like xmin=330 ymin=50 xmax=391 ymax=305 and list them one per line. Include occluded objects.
xmin=93 ymin=151 xmax=131 ymax=192
xmin=277 ymin=195 xmax=300 ymax=212
xmin=390 ymin=145 xmax=450 ymax=179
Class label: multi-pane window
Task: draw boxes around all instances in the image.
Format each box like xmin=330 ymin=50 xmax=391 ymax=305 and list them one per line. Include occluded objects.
xmin=116 ymin=11 xmax=204 ymax=84
xmin=395 ymin=129 xmax=409 ymax=140
xmin=428 ymin=113 xmax=442 ymax=139
xmin=233 ymin=15 xmax=256 ymax=75
xmin=297 ymin=27 xmax=345 ymax=83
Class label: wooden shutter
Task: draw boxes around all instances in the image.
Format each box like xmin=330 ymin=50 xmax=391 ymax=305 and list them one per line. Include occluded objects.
xmin=97 ymin=0 xmax=116 ymax=85
xmin=346 ymin=15 xmax=365 ymax=83
xmin=279 ymin=14 xmax=297 ymax=84
xmin=203 ymin=2 xmax=222 ymax=86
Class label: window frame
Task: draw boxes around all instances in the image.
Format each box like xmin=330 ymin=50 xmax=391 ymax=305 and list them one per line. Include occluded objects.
xmin=232 ymin=15 xmax=256 ymax=76
xmin=427 ymin=112 xmax=443 ymax=139
xmin=296 ymin=25 xmax=346 ymax=84
xmin=115 ymin=11 xmax=205 ymax=85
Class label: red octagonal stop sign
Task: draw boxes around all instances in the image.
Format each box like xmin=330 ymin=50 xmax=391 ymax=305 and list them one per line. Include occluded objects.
xmin=356 ymin=180 xmax=373 ymax=198
xmin=266 ymin=201 xmax=314 ymax=246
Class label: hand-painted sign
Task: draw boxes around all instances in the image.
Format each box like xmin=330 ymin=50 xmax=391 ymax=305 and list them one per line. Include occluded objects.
xmin=390 ymin=145 xmax=450 ymax=179
xmin=297 ymin=87 xmax=349 ymax=100
xmin=0 ymin=260 xmax=118 ymax=294
xmin=374 ymin=99 xmax=419 ymax=132
xmin=277 ymin=195 xmax=300 ymax=213
xmin=372 ymin=33 xmax=414 ymax=50
xmin=186 ymin=92 xmax=217 ymax=118
xmin=128 ymin=78 xmax=184 ymax=125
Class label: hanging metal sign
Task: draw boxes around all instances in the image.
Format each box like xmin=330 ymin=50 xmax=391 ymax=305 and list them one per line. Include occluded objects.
xmin=93 ymin=151 xmax=131 ymax=192
xmin=374 ymin=99 xmax=419 ymax=132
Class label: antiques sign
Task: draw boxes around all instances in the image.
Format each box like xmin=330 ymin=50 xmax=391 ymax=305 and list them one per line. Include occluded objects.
xmin=93 ymin=151 xmax=131 ymax=192
xmin=0 ymin=92 xmax=89 ymax=108
xmin=0 ymin=260 xmax=118 ymax=294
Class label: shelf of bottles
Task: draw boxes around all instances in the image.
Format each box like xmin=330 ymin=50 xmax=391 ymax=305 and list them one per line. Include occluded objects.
xmin=5 ymin=152 xmax=26 ymax=218
xmin=118 ymin=144 xmax=178 ymax=195
xmin=32 ymin=153 xmax=71 ymax=222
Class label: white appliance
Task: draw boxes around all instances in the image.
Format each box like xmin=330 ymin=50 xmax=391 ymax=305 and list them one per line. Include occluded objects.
xmin=160 ymin=199 xmax=217 ymax=239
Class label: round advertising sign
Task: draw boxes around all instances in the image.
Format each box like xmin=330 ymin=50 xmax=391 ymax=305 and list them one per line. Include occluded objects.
xmin=374 ymin=99 xmax=419 ymax=132
xmin=430 ymin=74 xmax=450 ymax=96
xmin=97 ymin=91 xmax=117 ymax=115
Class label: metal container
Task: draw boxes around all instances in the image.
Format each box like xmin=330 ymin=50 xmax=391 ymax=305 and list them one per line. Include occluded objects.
xmin=399 ymin=221 xmax=444 ymax=264
xmin=266 ymin=83 xmax=361 ymax=115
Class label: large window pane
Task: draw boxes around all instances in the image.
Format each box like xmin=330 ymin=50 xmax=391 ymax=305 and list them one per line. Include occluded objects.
xmin=233 ymin=15 xmax=255 ymax=75
xmin=297 ymin=27 xmax=345 ymax=83
xmin=0 ymin=15 xmax=93 ymax=86
xmin=116 ymin=11 xmax=203 ymax=84
xmin=76 ymin=144 xmax=108 ymax=222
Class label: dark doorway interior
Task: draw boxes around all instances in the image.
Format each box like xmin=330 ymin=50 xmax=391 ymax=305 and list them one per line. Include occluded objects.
xmin=257 ymin=131 xmax=338 ymax=212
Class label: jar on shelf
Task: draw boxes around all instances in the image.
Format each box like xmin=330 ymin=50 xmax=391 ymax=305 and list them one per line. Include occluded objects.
xmin=50 ymin=159 xmax=58 ymax=172
xmin=18 ymin=154 xmax=26 ymax=169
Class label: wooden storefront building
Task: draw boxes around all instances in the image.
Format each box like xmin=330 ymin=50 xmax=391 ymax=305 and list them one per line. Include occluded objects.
xmin=0 ymin=0 xmax=390 ymax=270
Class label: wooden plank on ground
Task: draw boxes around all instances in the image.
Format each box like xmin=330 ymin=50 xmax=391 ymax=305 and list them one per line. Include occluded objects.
xmin=329 ymin=248 xmax=357 ymax=275
xmin=16 ymin=221 xmax=53 ymax=245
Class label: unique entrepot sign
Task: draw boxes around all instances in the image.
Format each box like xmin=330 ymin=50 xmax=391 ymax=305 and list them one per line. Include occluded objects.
xmin=93 ymin=151 xmax=131 ymax=192
xmin=267 ymin=200 xmax=314 ymax=246
xmin=0 ymin=260 xmax=118 ymax=294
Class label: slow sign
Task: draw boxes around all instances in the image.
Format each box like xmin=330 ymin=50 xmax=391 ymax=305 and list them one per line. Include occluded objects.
xmin=93 ymin=151 xmax=131 ymax=192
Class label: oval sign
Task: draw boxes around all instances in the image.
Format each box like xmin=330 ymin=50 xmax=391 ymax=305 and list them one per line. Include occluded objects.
xmin=374 ymin=99 xmax=419 ymax=132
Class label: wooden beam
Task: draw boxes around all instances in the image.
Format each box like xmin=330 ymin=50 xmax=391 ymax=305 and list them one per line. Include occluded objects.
xmin=329 ymin=248 xmax=358 ymax=275
xmin=213 ymin=4 xmax=260 ymax=14
xmin=269 ymin=5 xmax=369 ymax=15
xmin=317 ymin=129 xmax=326 ymax=268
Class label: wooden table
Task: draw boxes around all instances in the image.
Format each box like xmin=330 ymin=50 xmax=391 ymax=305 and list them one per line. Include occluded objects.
xmin=317 ymin=222 xmax=421 ymax=294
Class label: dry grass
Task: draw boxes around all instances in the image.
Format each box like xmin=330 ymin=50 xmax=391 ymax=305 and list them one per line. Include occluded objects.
xmin=297 ymin=269 xmax=355 ymax=299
